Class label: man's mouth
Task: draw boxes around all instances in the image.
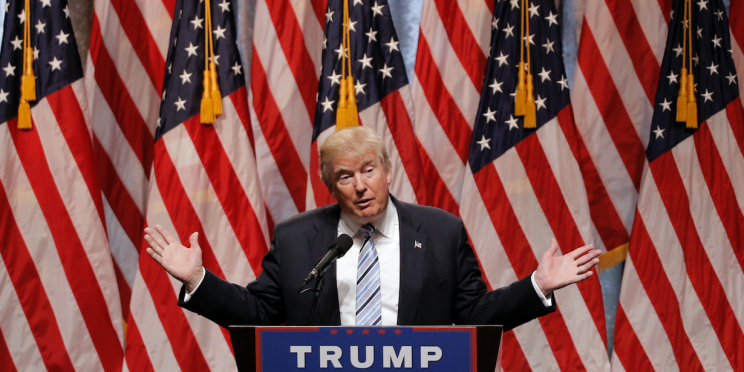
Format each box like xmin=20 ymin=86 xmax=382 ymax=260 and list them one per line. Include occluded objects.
xmin=356 ymin=198 xmax=373 ymax=208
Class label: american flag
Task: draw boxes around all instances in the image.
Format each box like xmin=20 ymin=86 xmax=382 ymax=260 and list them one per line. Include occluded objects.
xmin=309 ymin=0 xmax=427 ymax=208
xmin=460 ymin=0 xmax=611 ymax=370
xmin=571 ymin=0 xmax=672 ymax=270
xmin=0 ymin=0 xmax=125 ymax=370
xmin=85 ymin=0 xmax=169 ymax=321
xmin=611 ymin=0 xmax=744 ymax=370
xmin=731 ymin=0 xmax=744 ymax=103
xmin=122 ymin=0 xmax=270 ymax=369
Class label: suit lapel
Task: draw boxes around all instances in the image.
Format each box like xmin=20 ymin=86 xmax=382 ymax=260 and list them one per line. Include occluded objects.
xmin=309 ymin=204 xmax=342 ymax=325
xmin=394 ymin=198 xmax=426 ymax=325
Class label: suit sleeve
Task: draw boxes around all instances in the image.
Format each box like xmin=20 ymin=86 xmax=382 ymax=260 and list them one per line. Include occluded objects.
xmin=177 ymin=235 xmax=286 ymax=328
xmin=453 ymin=220 xmax=556 ymax=330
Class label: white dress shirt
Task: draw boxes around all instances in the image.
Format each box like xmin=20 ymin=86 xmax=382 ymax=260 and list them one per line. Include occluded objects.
xmin=185 ymin=197 xmax=553 ymax=318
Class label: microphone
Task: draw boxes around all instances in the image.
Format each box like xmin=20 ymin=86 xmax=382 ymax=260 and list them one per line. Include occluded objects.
xmin=302 ymin=234 xmax=354 ymax=285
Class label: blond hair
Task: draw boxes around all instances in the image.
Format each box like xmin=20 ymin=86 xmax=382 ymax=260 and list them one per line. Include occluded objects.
xmin=319 ymin=126 xmax=390 ymax=186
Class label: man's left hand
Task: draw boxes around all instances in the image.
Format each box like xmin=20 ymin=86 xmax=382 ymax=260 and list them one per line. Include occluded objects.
xmin=534 ymin=239 xmax=602 ymax=297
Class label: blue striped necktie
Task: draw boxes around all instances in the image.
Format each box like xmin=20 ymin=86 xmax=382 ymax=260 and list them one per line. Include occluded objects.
xmin=356 ymin=224 xmax=382 ymax=326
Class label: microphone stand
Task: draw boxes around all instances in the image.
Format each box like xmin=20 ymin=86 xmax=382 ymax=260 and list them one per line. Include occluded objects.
xmin=299 ymin=268 xmax=326 ymax=325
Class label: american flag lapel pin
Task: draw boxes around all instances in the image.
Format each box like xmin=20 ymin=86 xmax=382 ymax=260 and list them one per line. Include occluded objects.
xmin=414 ymin=241 xmax=422 ymax=249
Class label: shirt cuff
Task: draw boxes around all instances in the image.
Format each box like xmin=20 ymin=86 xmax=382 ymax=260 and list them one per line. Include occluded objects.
xmin=531 ymin=272 xmax=553 ymax=307
xmin=183 ymin=270 xmax=206 ymax=303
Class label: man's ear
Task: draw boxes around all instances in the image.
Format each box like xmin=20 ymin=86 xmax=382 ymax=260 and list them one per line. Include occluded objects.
xmin=327 ymin=182 xmax=337 ymax=199
xmin=386 ymin=166 xmax=392 ymax=185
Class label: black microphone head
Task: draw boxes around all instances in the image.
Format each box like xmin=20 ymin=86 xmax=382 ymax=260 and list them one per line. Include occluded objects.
xmin=333 ymin=234 xmax=354 ymax=258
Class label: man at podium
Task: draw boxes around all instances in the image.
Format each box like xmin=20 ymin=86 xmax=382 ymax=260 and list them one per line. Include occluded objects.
xmin=144 ymin=127 xmax=600 ymax=330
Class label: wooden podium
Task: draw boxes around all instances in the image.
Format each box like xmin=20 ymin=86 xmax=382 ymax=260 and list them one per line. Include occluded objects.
xmin=229 ymin=325 xmax=503 ymax=371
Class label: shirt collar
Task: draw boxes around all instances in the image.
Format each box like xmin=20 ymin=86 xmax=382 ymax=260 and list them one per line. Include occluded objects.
xmin=339 ymin=197 xmax=397 ymax=239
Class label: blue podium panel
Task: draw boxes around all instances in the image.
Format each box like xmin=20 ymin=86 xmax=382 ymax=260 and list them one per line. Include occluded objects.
xmin=256 ymin=327 xmax=477 ymax=371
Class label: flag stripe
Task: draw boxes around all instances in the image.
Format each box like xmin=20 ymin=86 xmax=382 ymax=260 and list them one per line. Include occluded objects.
xmin=414 ymin=34 xmax=472 ymax=162
xmin=416 ymin=139 xmax=460 ymax=216
xmin=693 ymin=121 xmax=744 ymax=269
xmin=500 ymin=331 xmax=532 ymax=372
xmin=250 ymin=50 xmax=308 ymax=212
xmin=109 ymin=0 xmax=167 ymax=91
xmin=472 ymin=165 xmax=585 ymax=372
xmin=604 ymin=0 xmax=662 ymax=102
xmin=724 ymin=95 xmax=744 ymax=155
xmin=266 ymin=0 xmax=320 ymax=119
xmin=89 ymin=15 xmax=155 ymax=172
xmin=123 ymin=317 xmax=156 ymax=372
xmin=0 ymin=309 xmax=20 ymax=372
xmin=7 ymin=119 xmax=123 ymax=372
xmin=650 ymin=153 xmax=744 ymax=370
xmin=432 ymin=0 xmax=486 ymax=92
xmin=577 ymin=23 xmax=646 ymax=191
xmin=0 ymin=180 xmax=75 ymax=372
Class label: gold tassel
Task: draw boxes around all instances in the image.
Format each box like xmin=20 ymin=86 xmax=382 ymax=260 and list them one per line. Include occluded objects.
xmin=686 ymin=73 xmax=697 ymax=129
xmin=200 ymin=72 xmax=214 ymax=124
xmin=346 ymin=77 xmax=359 ymax=127
xmin=209 ymin=62 xmax=222 ymax=116
xmin=21 ymin=48 xmax=35 ymax=101
xmin=515 ymin=62 xmax=526 ymax=116
xmin=524 ymin=74 xmax=537 ymax=128
xmin=18 ymin=99 xmax=32 ymax=129
xmin=336 ymin=78 xmax=349 ymax=129
xmin=676 ymin=68 xmax=687 ymax=122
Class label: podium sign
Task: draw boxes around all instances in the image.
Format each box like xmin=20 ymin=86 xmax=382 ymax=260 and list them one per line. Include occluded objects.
xmin=229 ymin=326 xmax=503 ymax=372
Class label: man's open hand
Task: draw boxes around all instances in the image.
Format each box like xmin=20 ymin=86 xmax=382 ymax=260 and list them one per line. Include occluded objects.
xmin=144 ymin=225 xmax=204 ymax=292
xmin=534 ymin=239 xmax=601 ymax=297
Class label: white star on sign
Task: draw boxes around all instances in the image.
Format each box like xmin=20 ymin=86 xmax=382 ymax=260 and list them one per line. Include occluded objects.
xmin=707 ymin=61 xmax=719 ymax=75
xmin=232 ymin=62 xmax=242 ymax=75
xmin=711 ymin=34 xmax=722 ymax=48
xmin=358 ymin=54 xmax=373 ymax=69
xmin=667 ymin=71 xmax=679 ymax=84
xmin=558 ymin=75 xmax=569 ymax=90
xmin=213 ymin=25 xmax=227 ymax=40
xmin=210 ymin=54 xmax=220 ymax=65
xmin=495 ymin=51 xmax=509 ymax=67
xmin=353 ymin=0 xmax=363 ymax=5
xmin=371 ymin=2 xmax=384 ymax=17
xmin=0 ymin=89 xmax=8 ymax=103
xmin=492 ymin=17 xmax=499 ymax=30
xmin=40 ymin=0 xmax=52 ymax=7
xmin=476 ymin=135 xmax=491 ymax=150
xmin=542 ymin=38 xmax=555 ymax=54
xmin=175 ymin=97 xmax=187 ymax=111
xmin=701 ymin=89 xmax=714 ymax=103
xmin=545 ymin=11 xmax=559 ymax=26
xmin=185 ymin=42 xmax=199 ymax=57
xmin=48 ymin=56 xmax=63 ymax=71
xmin=191 ymin=15 xmax=204 ymax=29
xmin=653 ymin=125 xmax=665 ymax=139
xmin=33 ymin=46 xmax=39 ymax=60
xmin=56 ymin=30 xmax=70 ymax=44
xmin=726 ymin=72 xmax=737 ymax=85
xmin=3 ymin=62 xmax=15 ymax=77
xmin=523 ymin=33 xmax=535 ymax=46
xmin=692 ymin=55 xmax=699 ymax=66
xmin=489 ymin=78 xmax=503 ymax=94
xmin=503 ymin=23 xmax=515 ymax=39
xmin=505 ymin=115 xmax=519 ymax=130
xmin=325 ymin=10 xmax=334 ymax=23
xmin=18 ymin=9 xmax=25 ymax=24
xmin=385 ymin=37 xmax=400 ymax=53
xmin=697 ymin=0 xmax=708 ymax=10
xmin=354 ymin=80 xmax=366 ymax=95
xmin=322 ymin=37 xmax=327 ymax=49
xmin=179 ymin=69 xmax=192 ymax=84
xmin=535 ymin=95 xmax=547 ymax=110
xmin=327 ymin=70 xmax=341 ymax=86
xmin=528 ymin=2 xmax=540 ymax=17
xmin=659 ymin=98 xmax=672 ymax=112
xmin=35 ymin=20 xmax=46 ymax=34
xmin=379 ymin=64 xmax=394 ymax=79
xmin=715 ymin=9 xmax=724 ymax=20
xmin=510 ymin=0 xmax=519 ymax=10
xmin=321 ymin=96 xmax=335 ymax=112
xmin=538 ymin=67 xmax=551 ymax=82
xmin=366 ymin=28 xmax=377 ymax=43
xmin=347 ymin=20 xmax=357 ymax=32
xmin=673 ymin=43 xmax=684 ymax=57
xmin=482 ymin=107 xmax=497 ymax=123
xmin=218 ymin=0 xmax=230 ymax=12
xmin=10 ymin=36 xmax=23 ymax=50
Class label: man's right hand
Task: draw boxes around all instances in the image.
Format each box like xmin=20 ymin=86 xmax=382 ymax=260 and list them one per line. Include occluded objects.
xmin=144 ymin=225 xmax=204 ymax=293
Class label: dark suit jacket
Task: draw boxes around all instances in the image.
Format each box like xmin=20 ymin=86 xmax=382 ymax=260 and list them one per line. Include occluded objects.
xmin=179 ymin=197 xmax=555 ymax=330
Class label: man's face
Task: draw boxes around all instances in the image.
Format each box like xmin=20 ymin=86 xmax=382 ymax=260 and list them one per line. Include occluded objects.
xmin=328 ymin=152 xmax=392 ymax=225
